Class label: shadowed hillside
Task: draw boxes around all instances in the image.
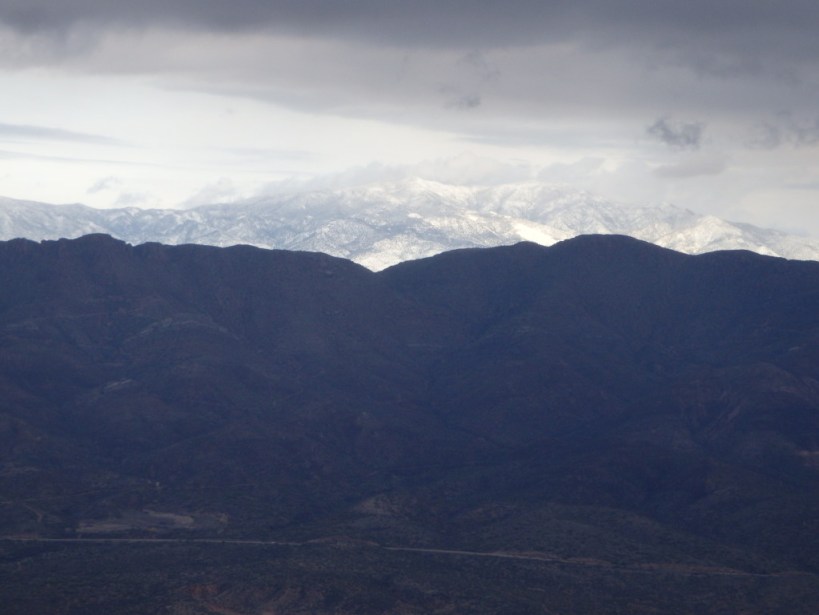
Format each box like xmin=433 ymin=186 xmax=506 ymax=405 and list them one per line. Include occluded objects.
xmin=1 ymin=234 xmax=818 ymax=613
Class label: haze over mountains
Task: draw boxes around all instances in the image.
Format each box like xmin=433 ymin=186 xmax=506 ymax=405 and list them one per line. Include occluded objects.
xmin=2 ymin=178 xmax=818 ymax=270
xmin=1 ymin=234 xmax=818 ymax=613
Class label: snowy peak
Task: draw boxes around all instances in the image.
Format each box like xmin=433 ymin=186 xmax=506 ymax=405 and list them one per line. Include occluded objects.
xmin=1 ymin=180 xmax=818 ymax=269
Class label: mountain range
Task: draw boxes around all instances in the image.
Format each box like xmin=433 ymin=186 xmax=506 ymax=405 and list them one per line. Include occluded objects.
xmin=2 ymin=179 xmax=819 ymax=269
xmin=1 ymin=234 xmax=818 ymax=613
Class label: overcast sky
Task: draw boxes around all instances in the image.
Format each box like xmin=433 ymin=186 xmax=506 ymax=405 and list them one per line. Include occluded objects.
xmin=1 ymin=1 xmax=818 ymax=234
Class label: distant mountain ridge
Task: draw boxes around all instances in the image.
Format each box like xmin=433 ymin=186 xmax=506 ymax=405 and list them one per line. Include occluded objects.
xmin=2 ymin=178 xmax=819 ymax=269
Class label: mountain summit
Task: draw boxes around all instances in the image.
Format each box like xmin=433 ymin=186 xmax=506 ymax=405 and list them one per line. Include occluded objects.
xmin=2 ymin=179 xmax=818 ymax=269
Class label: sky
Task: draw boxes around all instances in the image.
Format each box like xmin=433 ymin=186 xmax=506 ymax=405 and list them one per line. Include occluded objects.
xmin=1 ymin=1 xmax=818 ymax=235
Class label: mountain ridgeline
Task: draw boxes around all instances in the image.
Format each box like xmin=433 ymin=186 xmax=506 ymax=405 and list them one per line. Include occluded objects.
xmin=2 ymin=179 xmax=819 ymax=270
xmin=1 ymin=234 xmax=818 ymax=614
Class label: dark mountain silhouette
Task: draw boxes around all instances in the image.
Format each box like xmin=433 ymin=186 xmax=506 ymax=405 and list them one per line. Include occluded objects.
xmin=0 ymin=234 xmax=817 ymax=614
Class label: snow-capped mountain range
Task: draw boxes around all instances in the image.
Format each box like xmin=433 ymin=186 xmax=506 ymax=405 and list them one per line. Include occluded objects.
xmin=2 ymin=178 xmax=818 ymax=270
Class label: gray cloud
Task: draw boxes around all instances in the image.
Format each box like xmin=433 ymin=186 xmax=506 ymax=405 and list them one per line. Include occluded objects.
xmin=0 ymin=1 xmax=563 ymax=42
xmin=2 ymin=0 xmax=819 ymax=239
xmin=2 ymin=2 xmax=818 ymax=136
xmin=747 ymin=113 xmax=819 ymax=149
xmin=2 ymin=1 xmax=819 ymax=65
xmin=0 ymin=122 xmax=122 ymax=145
xmin=647 ymin=118 xmax=705 ymax=150
xmin=0 ymin=146 xmax=169 ymax=168
xmin=446 ymin=94 xmax=481 ymax=110
xmin=785 ymin=180 xmax=819 ymax=191
xmin=653 ymin=156 xmax=727 ymax=178
xmin=747 ymin=122 xmax=785 ymax=150
xmin=791 ymin=121 xmax=819 ymax=145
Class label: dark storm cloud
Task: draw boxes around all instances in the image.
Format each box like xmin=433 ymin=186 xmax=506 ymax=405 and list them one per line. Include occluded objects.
xmin=647 ymin=118 xmax=704 ymax=151
xmin=2 ymin=1 xmax=819 ymax=60
xmin=0 ymin=122 xmax=122 ymax=145
xmin=3 ymin=1 xmax=819 ymax=127
xmin=0 ymin=0 xmax=562 ymax=39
